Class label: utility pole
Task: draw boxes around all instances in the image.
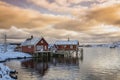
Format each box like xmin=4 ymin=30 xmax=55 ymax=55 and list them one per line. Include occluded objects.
xmin=4 ymin=34 xmax=7 ymax=53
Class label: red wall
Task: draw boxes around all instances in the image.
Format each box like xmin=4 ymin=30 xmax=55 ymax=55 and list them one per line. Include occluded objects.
xmin=56 ymin=45 xmax=78 ymax=50
xmin=36 ymin=38 xmax=48 ymax=51
xmin=21 ymin=38 xmax=48 ymax=53
xmin=22 ymin=46 xmax=34 ymax=53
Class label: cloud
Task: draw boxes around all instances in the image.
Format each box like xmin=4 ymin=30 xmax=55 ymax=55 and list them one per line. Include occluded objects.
xmin=29 ymin=0 xmax=86 ymax=16
xmin=0 ymin=26 xmax=30 ymax=43
xmin=0 ymin=1 xmax=71 ymax=29
xmin=51 ymin=4 xmax=120 ymax=42
xmin=54 ymin=4 xmax=120 ymax=33
xmin=0 ymin=26 xmax=29 ymax=38
xmin=87 ymin=4 xmax=120 ymax=26
xmin=0 ymin=0 xmax=120 ymax=43
xmin=27 ymin=0 xmax=120 ymax=34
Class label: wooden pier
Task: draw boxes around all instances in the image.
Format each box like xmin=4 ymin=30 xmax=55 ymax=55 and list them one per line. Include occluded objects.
xmin=33 ymin=48 xmax=83 ymax=58
xmin=33 ymin=51 xmax=52 ymax=57
xmin=54 ymin=48 xmax=83 ymax=57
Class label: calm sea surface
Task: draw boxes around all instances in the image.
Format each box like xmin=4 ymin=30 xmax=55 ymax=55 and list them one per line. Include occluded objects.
xmin=5 ymin=48 xmax=120 ymax=80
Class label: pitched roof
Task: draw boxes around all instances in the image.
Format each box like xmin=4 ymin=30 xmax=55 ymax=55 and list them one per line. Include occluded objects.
xmin=21 ymin=38 xmax=42 ymax=46
xmin=55 ymin=40 xmax=79 ymax=45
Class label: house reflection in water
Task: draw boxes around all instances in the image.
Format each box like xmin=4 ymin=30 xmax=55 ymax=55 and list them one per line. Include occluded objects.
xmin=51 ymin=57 xmax=79 ymax=66
xmin=21 ymin=58 xmax=49 ymax=76
xmin=21 ymin=56 xmax=83 ymax=77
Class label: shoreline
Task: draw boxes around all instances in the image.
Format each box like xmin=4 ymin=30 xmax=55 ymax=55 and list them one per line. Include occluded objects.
xmin=0 ymin=51 xmax=32 ymax=80
xmin=0 ymin=56 xmax=33 ymax=63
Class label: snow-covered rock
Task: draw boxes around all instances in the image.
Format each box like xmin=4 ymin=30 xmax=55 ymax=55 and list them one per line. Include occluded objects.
xmin=0 ymin=63 xmax=14 ymax=80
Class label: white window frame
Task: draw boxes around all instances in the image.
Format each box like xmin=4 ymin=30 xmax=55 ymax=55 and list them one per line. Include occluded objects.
xmin=70 ymin=45 xmax=73 ymax=49
xmin=28 ymin=46 xmax=31 ymax=48
xmin=41 ymin=40 xmax=43 ymax=43
xmin=64 ymin=45 xmax=67 ymax=48
xmin=44 ymin=46 xmax=47 ymax=50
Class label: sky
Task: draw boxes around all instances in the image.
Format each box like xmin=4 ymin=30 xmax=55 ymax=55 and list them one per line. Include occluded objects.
xmin=0 ymin=0 xmax=120 ymax=43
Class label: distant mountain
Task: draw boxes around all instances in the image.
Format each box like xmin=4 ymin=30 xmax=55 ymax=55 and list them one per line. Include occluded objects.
xmin=79 ymin=41 xmax=120 ymax=48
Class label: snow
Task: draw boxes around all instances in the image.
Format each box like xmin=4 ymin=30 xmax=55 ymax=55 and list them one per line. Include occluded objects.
xmin=85 ymin=41 xmax=120 ymax=48
xmin=55 ymin=40 xmax=79 ymax=45
xmin=0 ymin=51 xmax=32 ymax=61
xmin=0 ymin=44 xmax=32 ymax=80
xmin=0 ymin=44 xmax=32 ymax=61
xmin=0 ymin=63 xmax=13 ymax=80
xmin=21 ymin=38 xmax=42 ymax=46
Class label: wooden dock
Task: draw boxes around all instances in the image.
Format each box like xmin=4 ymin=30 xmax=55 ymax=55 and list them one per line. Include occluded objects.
xmin=33 ymin=51 xmax=52 ymax=58
xmin=33 ymin=48 xmax=83 ymax=58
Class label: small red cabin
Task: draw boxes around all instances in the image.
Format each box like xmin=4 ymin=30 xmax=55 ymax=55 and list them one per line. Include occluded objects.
xmin=21 ymin=36 xmax=48 ymax=53
xmin=55 ymin=40 xmax=79 ymax=51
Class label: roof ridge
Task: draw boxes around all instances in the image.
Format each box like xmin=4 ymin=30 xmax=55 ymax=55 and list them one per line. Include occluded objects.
xmin=21 ymin=37 xmax=42 ymax=46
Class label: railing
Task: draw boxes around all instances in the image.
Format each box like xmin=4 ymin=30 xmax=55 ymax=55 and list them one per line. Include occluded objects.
xmin=35 ymin=50 xmax=52 ymax=53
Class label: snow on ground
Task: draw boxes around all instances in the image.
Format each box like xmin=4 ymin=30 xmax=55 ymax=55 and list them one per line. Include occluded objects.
xmin=0 ymin=63 xmax=13 ymax=80
xmin=0 ymin=44 xmax=32 ymax=80
xmin=0 ymin=44 xmax=32 ymax=61
xmin=0 ymin=51 xmax=32 ymax=61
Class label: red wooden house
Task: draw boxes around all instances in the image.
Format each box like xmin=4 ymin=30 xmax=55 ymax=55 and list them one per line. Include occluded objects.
xmin=21 ymin=36 xmax=48 ymax=53
xmin=55 ymin=40 xmax=79 ymax=51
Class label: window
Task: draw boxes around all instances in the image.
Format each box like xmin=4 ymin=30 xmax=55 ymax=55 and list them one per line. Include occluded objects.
xmin=64 ymin=45 xmax=67 ymax=48
xmin=44 ymin=46 xmax=47 ymax=50
xmin=28 ymin=46 xmax=31 ymax=48
xmin=41 ymin=40 xmax=43 ymax=43
xmin=70 ymin=45 xmax=73 ymax=49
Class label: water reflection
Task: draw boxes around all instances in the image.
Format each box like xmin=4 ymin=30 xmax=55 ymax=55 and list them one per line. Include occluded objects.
xmin=21 ymin=56 xmax=81 ymax=77
xmin=6 ymin=48 xmax=120 ymax=80
xmin=80 ymin=48 xmax=84 ymax=62
xmin=21 ymin=58 xmax=49 ymax=76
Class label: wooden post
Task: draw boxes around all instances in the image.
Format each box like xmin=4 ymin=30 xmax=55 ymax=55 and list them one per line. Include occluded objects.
xmin=51 ymin=52 xmax=53 ymax=57
xmin=41 ymin=52 xmax=43 ymax=57
xmin=80 ymin=48 xmax=83 ymax=61
xmin=4 ymin=34 xmax=7 ymax=53
xmin=47 ymin=52 xmax=48 ymax=61
xmin=76 ymin=49 xmax=79 ymax=57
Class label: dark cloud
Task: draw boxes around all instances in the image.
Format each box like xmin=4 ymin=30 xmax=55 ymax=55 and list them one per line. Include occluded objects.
xmin=70 ymin=1 xmax=100 ymax=7
xmin=0 ymin=0 xmax=52 ymax=13
xmin=47 ymin=0 xmax=55 ymax=3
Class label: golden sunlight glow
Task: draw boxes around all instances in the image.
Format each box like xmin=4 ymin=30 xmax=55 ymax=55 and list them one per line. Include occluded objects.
xmin=0 ymin=0 xmax=120 ymax=42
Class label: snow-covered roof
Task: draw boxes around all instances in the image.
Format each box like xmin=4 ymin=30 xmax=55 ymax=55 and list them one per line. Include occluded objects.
xmin=55 ymin=40 xmax=79 ymax=45
xmin=21 ymin=38 xmax=42 ymax=46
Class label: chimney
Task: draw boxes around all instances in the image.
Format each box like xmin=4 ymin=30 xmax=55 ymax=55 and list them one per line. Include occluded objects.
xmin=68 ymin=37 xmax=70 ymax=41
xmin=31 ymin=35 xmax=33 ymax=39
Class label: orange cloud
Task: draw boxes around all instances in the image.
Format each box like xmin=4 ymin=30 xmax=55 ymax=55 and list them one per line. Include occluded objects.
xmin=0 ymin=1 xmax=71 ymax=29
xmin=88 ymin=4 xmax=120 ymax=26
xmin=54 ymin=4 xmax=120 ymax=32
xmin=0 ymin=0 xmax=120 ymax=43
